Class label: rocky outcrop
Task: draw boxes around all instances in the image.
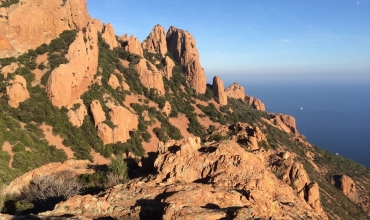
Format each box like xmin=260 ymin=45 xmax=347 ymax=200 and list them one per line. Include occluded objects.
xmin=47 ymin=20 xmax=99 ymax=108
xmin=1 ymin=62 xmax=18 ymax=78
xmin=203 ymin=122 xmax=267 ymax=151
xmin=118 ymin=34 xmax=143 ymax=56
xmin=224 ymin=83 xmax=245 ymax=100
xmin=4 ymin=160 xmax=93 ymax=196
xmin=163 ymin=56 xmax=175 ymax=79
xmin=270 ymin=114 xmax=298 ymax=135
xmin=108 ymin=74 xmax=120 ymax=89
xmin=334 ymin=175 xmax=358 ymax=203
xmin=212 ymin=76 xmax=227 ymax=105
xmin=101 ymin=23 xmax=119 ymax=49
xmin=90 ymin=100 xmax=106 ymax=127
xmin=0 ymin=0 xmax=90 ymax=58
xmin=269 ymin=152 xmax=327 ymax=219
xmin=136 ymin=58 xmax=165 ymax=95
xmin=166 ymin=26 xmax=206 ymax=94
xmin=161 ymin=101 xmax=171 ymax=117
xmin=67 ymin=99 xmax=87 ymax=127
xmin=41 ymin=137 xmax=327 ymax=219
xmin=6 ymin=75 xmax=30 ymax=108
xmin=142 ymin=24 xmax=167 ymax=56
xmin=109 ymin=106 xmax=138 ymax=143
xmin=245 ymin=95 xmax=266 ymax=111
xmin=96 ymin=123 xmax=113 ymax=145
xmin=142 ymin=110 xmax=150 ymax=122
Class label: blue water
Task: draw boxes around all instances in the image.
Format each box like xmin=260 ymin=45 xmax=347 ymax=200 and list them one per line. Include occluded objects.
xmin=222 ymin=79 xmax=370 ymax=167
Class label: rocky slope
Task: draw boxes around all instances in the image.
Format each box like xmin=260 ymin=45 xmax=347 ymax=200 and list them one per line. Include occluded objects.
xmin=0 ymin=0 xmax=369 ymax=219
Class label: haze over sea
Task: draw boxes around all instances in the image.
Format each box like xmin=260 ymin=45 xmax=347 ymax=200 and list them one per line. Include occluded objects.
xmin=220 ymin=74 xmax=370 ymax=168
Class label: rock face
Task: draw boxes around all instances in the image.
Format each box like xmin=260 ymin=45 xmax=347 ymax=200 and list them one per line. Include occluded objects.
xmin=47 ymin=20 xmax=99 ymax=108
xmin=224 ymin=83 xmax=245 ymax=100
xmin=203 ymin=122 xmax=267 ymax=151
xmin=0 ymin=0 xmax=90 ymax=58
xmin=136 ymin=58 xmax=165 ymax=95
xmin=118 ymin=34 xmax=143 ymax=56
xmin=142 ymin=24 xmax=168 ymax=56
xmin=67 ymin=99 xmax=87 ymax=127
xmin=245 ymin=95 xmax=265 ymax=111
xmin=42 ymin=137 xmax=327 ymax=219
xmin=166 ymin=26 xmax=206 ymax=94
xmin=6 ymin=75 xmax=30 ymax=108
xmin=334 ymin=175 xmax=358 ymax=203
xmin=269 ymin=153 xmax=327 ymax=219
xmin=212 ymin=76 xmax=227 ymax=105
xmin=101 ymin=23 xmax=119 ymax=49
xmin=90 ymin=100 xmax=106 ymax=127
xmin=96 ymin=123 xmax=113 ymax=145
xmin=109 ymin=106 xmax=138 ymax=143
xmin=270 ymin=114 xmax=298 ymax=135
xmin=163 ymin=56 xmax=175 ymax=79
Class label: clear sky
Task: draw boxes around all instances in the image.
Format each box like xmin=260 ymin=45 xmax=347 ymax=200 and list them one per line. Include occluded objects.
xmin=87 ymin=0 xmax=370 ymax=83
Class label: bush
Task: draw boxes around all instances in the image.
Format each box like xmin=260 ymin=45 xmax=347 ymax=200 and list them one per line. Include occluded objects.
xmin=22 ymin=175 xmax=82 ymax=202
xmin=106 ymin=156 xmax=128 ymax=187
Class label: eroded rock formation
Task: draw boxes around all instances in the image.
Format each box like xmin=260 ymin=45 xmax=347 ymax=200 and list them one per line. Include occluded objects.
xmin=0 ymin=0 xmax=90 ymax=58
xmin=47 ymin=20 xmax=99 ymax=108
xmin=118 ymin=34 xmax=143 ymax=56
xmin=161 ymin=101 xmax=172 ymax=117
xmin=6 ymin=75 xmax=30 ymax=108
xmin=108 ymin=74 xmax=120 ymax=89
xmin=90 ymin=100 xmax=106 ymax=127
xmin=41 ymin=137 xmax=327 ymax=219
xmin=224 ymin=83 xmax=245 ymax=100
xmin=166 ymin=26 xmax=206 ymax=93
xmin=142 ymin=24 xmax=168 ymax=56
xmin=136 ymin=58 xmax=165 ymax=95
xmin=270 ymin=114 xmax=299 ymax=135
xmin=213 ymin=76 xmax=227 ymax=105
xmin=67 ymin=99 xmax=87 ymax=127
xmin=109 ymin=106 xmax=138 ymax=143
xmin=101 ymin=23 xmax=119 ymax=49
xmin=245 ymin=95 xmax=265 ymax=111
xmin=163 ymin=56 xmax=175 ymax=79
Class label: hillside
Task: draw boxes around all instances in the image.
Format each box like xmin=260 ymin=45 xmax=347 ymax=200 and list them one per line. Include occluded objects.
xmin=0 ymin=0 xmax=369 ymax=219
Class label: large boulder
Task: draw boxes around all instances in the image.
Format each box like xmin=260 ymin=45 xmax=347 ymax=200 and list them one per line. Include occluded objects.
xmin=46 ymin=19 xmax=99 ymax=108
xmin=67 ymin=99 xmax=87 ymax=127
xmin=166 ymin=26 xmax=206 ymax=94
xmin=90 ymin=100 xmax=106 ymax=127
xmin=0 ymin=0 xmax=90 ymax=58
xmin=101 ymin=23 xmax=119 ymax=49
xmin=212 ymin=76 xmax=227 ymax=105
xmin=142 ymin=24 xmax=168 ymax=56
xmin=270 ymin=114 xmax=299 ymax=135
xmin=6 ymin=75 xmax=30 ymax=108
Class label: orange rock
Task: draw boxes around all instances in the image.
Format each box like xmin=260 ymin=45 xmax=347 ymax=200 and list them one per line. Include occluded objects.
xmin=97 ymin=123 xmax=114 ymax=145
xmin=142 ymin=24 xmax=168 ymax=56
xmin=101 ymin=23 xmax=119 ymax=49
xmin=67 ymin=99 xmax=87 ymax=127
xmin=6 ymin=75 xmax=30 ymax=108
xmin=167 ymin=26 xmax=206 ymax=94
xmin=163 ymin=56 xmax=175 ymax=79
xmin=212 ymin=76 xmax=227 ymax=105
xmin=47 ymin=19 xmax=99 ymax=108
xmin=108 ymin=74 xmax=120 ymax=89
xmin=270 ymin=114 xmax=299 ymax=135
xmin=118 ymin=34 xmax=143 ymax=56
xmin=1 ymin=62 xmax=18 ymax=78
xmin=161 ymin=101 xmax=171 ymax=117
xmin=245 ymin=95 xmax=266 ymax=111
xmin=136 ymin=58 xmax=165 ymax=95
xmin=0 ymin=0 xmax=90 ymax=58
xmin=109 ymin=106 xmax=138 ymax=143
xmin=224 ymin=83 xmax=245 ymax=100
xmin=90 ymin=100 xmax=106 ymax=127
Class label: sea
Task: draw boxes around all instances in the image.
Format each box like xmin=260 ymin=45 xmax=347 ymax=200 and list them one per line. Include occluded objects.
xmin=220 ymin=76 xmax=370 ymax=167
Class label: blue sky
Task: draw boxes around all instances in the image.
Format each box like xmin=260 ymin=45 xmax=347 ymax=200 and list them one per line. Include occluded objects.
xmin=87 ymin=0 xmax=370 ymax=83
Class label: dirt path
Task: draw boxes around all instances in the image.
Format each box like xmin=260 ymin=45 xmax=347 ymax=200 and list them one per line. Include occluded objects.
xmin=2 ymin=141 xmax=14 ymax=168
xmin=169 ymin=113 xmax=193 ymax=138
